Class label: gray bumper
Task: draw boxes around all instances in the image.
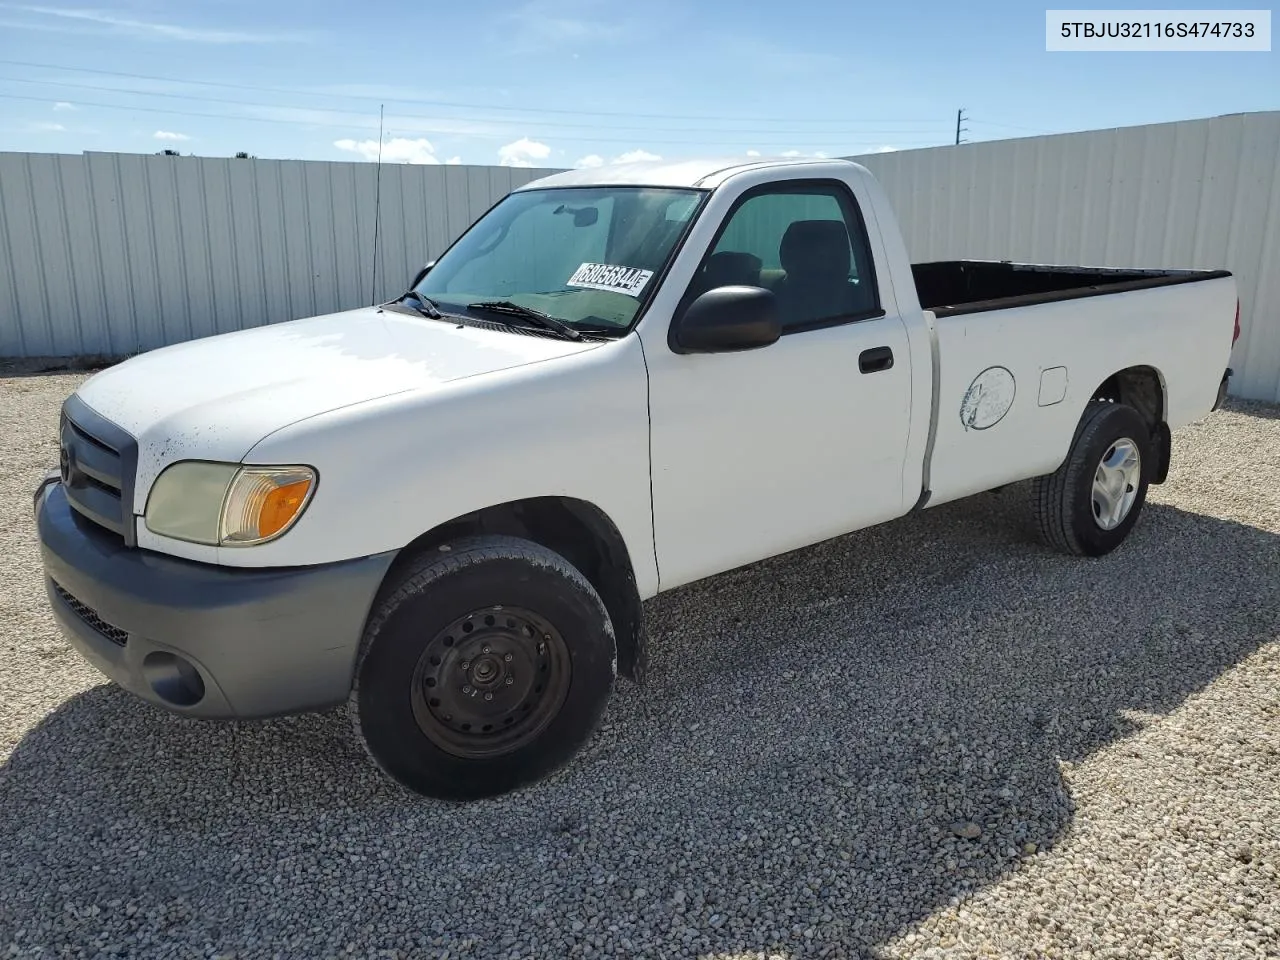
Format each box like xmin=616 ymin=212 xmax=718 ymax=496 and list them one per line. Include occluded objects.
xmin=36 ymin=479 xmax=396 ymax=718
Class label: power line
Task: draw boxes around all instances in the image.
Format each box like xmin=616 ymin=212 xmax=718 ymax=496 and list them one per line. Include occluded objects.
xmin=0 ymin=76 xmax=945 ymax=137
xmin=968 ymin=118 xmax=1055 ymax=135
xmin=0 ymin=58 xmax=943 ymax=126
xmin=0 ymin=92 xmax=947 ymax=148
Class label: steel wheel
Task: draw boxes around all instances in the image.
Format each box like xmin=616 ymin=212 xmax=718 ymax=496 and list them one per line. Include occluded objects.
xmin=410 ymin=605 xmax=571 ymax=759
xmin=1091 ymin=437 xmax=1141 ymax=531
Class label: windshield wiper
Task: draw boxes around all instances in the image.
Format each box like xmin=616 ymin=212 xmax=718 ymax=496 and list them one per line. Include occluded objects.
xmin=467 ymin=300 xmax=581 ymax=340
xmin=386 ymin=290 xmax=444 ymax=319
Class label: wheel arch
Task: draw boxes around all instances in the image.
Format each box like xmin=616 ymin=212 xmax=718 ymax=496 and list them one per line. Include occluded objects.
xmin=1090 ymin=364 xmax=1171 ymax=484
xmin=382 ymin=497 xmax=647 ymax=683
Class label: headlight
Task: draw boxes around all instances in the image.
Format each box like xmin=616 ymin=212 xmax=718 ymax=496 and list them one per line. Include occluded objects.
xmin=144 ymin=462 xmax=316 ymax=546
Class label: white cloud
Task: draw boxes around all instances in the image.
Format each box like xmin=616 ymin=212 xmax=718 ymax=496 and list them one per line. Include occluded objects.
xmin=12 ymin=5 xmax=303 ymax=43
xmin=52 ymin=100 xmax=74 ymax=111
xmin=498 ymin=137 xmax=551 ymax=168
xmin=746 ymin=149 xmax=761 ymax=157
xmin=334 ymin=137 xmax=440 ymax=164
xmin=713 ymin=35 xmax=847 ymax=77
xmin=781 ymin=149 xmax=828 ymax=159
xmin=781 ymin=150 xmax=802 ymax=158
xmin=502 ymin=0 xmax=634 ymax=51
xmin=873 ymin=145 xmax=898 ymax=153
xmin=31 ymin=121 xmax=65 ymax=132
xmin=153 ymin=130 xmax=190 ymax=141
xmin=574 ymin=154 xmax=604 ymax=169
xmin=445 ymin=156 xmax=462 ymax=165
xmin=612 ymin=149 xmax=661 ymax=164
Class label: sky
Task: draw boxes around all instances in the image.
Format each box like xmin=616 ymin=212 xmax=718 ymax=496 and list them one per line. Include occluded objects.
xmin=0 ymin=0 xmax=1275 ymax=168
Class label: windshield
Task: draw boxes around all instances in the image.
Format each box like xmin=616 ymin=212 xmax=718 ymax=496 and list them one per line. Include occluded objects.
xmin=415 ymin=186 xmax=706 ymax=333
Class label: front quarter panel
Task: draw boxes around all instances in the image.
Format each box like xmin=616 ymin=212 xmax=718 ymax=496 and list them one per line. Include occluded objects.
xmin=219 ymin=335 xmax=660 ymax=598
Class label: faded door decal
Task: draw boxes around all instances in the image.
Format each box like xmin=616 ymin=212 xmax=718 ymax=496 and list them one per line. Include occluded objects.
xmin=960 ymin=366 xmax=1016 ymax=430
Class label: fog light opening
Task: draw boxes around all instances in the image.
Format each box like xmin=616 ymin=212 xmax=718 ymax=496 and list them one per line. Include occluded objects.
xmin=142 ymin=652 xmax=206 ymax=707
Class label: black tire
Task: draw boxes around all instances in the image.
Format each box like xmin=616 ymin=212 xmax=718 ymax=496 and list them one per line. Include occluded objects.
xmin=1030 ymin=401 xmax=1153 ymax=557
xmin=350 ymin=535 xmax=615 ymax=801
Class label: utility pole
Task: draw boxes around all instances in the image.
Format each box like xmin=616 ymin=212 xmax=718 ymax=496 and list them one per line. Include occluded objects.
xmin=370 ymin=103 xmax=385 ymax=307
xmin=955 ymin=108 xmax=968 ymax=145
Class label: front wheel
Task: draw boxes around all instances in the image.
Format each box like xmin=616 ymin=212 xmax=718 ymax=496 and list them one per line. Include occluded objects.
xmin=350 ymin=535 xmax=616 ymax=800
xmin=1030 ymin=401 xmax=1153 ymax=557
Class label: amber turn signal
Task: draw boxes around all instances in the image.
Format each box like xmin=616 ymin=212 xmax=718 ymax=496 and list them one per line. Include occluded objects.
xmin=258 ymin=479 xmax=313 ymax=539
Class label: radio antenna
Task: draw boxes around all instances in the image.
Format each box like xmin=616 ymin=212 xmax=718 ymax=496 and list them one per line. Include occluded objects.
xmin=370 ymin=103 xmax=385 ymax=306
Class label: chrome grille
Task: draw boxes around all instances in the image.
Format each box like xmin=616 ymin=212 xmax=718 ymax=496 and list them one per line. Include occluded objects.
xmin=52 ymin=582 xmax=129 ymax=647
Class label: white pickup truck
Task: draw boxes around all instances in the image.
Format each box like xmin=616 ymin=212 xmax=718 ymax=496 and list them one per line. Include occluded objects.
xmin=35 ymin=157 xmax=1239 ymax=799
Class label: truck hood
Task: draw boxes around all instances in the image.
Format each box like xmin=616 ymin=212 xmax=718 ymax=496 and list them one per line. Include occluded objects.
xmin=74 ymin=307 xmax=602 ymax=505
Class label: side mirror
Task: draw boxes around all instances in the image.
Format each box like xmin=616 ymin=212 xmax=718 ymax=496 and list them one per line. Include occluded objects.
xmin=410 ymin=260 xmax=436 ymax=288
xmin=671 ymin=286 xmax=782 ymax=354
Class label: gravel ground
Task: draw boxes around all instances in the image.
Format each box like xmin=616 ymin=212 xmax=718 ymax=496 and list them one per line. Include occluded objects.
xmin=1 ymin=362 xmax=1277 ymax=960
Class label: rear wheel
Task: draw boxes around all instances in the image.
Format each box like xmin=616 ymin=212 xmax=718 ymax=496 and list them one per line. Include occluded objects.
xmin=350 ymin=535 xmax=615 ymax=800
xmin=1030 ymin=401 xmax=1153 ymax=557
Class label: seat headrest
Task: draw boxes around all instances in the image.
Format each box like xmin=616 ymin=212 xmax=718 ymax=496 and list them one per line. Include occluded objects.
xmin=779 ymin=220 xmax=851 ymax=279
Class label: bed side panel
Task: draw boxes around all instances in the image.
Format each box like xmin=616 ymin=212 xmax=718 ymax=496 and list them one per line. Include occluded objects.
xmin=924 ymin=274 xmax=1237 ymax=507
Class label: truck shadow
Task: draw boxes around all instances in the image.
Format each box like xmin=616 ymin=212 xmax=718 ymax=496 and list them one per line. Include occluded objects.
xmin=2 ymin=491 xmax=1276 ymax=957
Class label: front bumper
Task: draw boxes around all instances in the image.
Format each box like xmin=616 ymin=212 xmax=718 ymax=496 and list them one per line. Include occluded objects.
xmin=35 ymin=478 xmax=396 ymax=718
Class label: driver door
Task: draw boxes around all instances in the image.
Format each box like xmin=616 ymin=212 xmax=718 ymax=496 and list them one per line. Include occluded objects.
xmin=642 ymin=177 xmax=914 ymax=590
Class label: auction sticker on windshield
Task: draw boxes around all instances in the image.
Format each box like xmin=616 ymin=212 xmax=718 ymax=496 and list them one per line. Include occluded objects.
xmin=567 ymin=263 xmax=654 ymax=297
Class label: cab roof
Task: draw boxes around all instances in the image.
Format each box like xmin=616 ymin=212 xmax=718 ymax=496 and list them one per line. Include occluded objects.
xmin=517 ymin=156 xmax=860 ymax=192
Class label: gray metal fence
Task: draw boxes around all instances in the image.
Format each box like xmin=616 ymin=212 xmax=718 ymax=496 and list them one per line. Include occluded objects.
xmin=3 ymin=114 xmax=1279 ymax=401
xmin=0 ymin=152 xmax=557 ymax=357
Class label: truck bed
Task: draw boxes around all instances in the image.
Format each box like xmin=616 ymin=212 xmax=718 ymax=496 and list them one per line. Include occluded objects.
xmin=912 ymin=260 xmax=1231 ymax=318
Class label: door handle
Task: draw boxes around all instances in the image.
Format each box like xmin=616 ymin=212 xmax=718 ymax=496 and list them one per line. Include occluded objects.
xmin=859 ymin=346 xmax=894 ymax=374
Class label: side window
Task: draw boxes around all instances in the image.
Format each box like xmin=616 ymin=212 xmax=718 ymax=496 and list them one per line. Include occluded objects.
xmin=688 ymin=183 xmax=879 ymax=332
